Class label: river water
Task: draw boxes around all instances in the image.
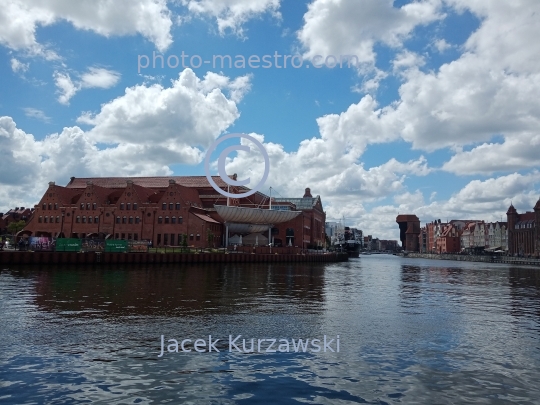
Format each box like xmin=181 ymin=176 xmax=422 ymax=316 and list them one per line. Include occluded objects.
xmin=1 ymin=255 xmax=539 ymax=404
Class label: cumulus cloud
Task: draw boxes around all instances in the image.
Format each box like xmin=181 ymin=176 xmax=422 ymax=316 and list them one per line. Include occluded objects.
xmin=10 ymin=58 xmax=29 ymax=73
xmin=298 ymin=0 xmax=443 ymax=66
xmin=0 ymin=0 xmax=173 ymax=56
xmin=23 ymin=108 xmax=51 ymax=123
xmin=182 ymin=0 xmax=281 ymax=36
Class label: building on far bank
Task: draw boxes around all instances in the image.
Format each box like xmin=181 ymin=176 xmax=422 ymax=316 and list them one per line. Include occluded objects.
xmin=20 ymin=177 xmax=326 ymax=249
xmin=507 ymin=200 xmax=540 ymax=256
xmin=1 ymin=207 xmax=33 ymax=234
xmin=396 ymin=215 xmax=420 ymax=251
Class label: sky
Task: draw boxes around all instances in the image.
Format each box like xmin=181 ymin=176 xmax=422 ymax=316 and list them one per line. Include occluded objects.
xmin=1 ymin=0 xmax=540 ymax=240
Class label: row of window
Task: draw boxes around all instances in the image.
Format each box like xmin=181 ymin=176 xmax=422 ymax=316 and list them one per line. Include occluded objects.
xmin=162 ymin=202 xmax=182 ymax=211
xmin=119 ymin=203 xmax=138 ymax=210
xmin=116 ymin=216 xmax=141 ymax=224
xmin=80 ymin=203 xmax=98 ymax=210
xmin=38 ymin=216 xmax=60 ymax=223
xmin=157 ymin=216 xmax=183 ymax=224
xmin=115 ymin=233 xmax=139 ymax=240
xmin=515 ymin=223 xmax=535 ymax=229
xmin=76 ymin=216 xmax=100 ymax=223
xmin=42 ymin=203 xmax=58 ymax=210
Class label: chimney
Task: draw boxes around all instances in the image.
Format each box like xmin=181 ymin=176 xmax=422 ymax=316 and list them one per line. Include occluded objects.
xmin=69 ymin=177 xmax=75 ymax=183
xmin=303 ymin=188 xmax=312 ymax=198
xmin=49 ymin=181 xmax=55 ymax=186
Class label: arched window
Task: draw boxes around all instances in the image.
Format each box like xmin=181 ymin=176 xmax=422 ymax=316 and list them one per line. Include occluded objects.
xmin=116 ymin=216 xmax=121 ymax=224
xmin=122 ymin=216 xmax=127 ymax=224
xmin=86 ymin=203 xmax=91 ymax=210
xmin=172 ymin=216 xmax=176 ymax=224
xmin=48 ymin=203 xmax=52 ymax=210
xmin=95 ymin=216 xmax=99 ymax=223
xmin=82 ymin=216 xmax=86 ymax=223
xmin=129 ymin=216 xmax=133 ymax=224
xmin=176 ymin=203 xmax=180 ymax=210
xmin=56 ymin=216 xmax=60 ymax=223
xmin=120 ymin=203 xmax=125 ymax=210
xmin=93 ymin=203 xmax=96 ymax=210
xmin=88 ymin=216 xmax=93 ymax=224
xmin=42 ymin=203 xmax=47 ymax=210
xmin=133 ymin=203 xmax=138 ymax=210
xmin=158 ymin=216 xmax=163 ymax=224
xmin=169 ymin=202 xmax=174 ymax=210
xmin=127 ymin=203 xmax=131 ymax=210
xmin=54 ymin=203 xmax=58 ymax=210
xmin=135 ymin=216 xmax=140 ymax=224
xmin=39 ymin=216 xmax=43 ymax=223
xmin=81 ymin=203 xmax=85 ymax=210
xmin=179 ymin=217 xmax=183 ymax=224
xmin=162 ymin=203 xmax=167 ymax=210
xmin=165 ymin=216 xmax=170 ymax=224
xmin=76 ymin=216 xmax=81 ymax=223
xmin=44 ymin=216 xmax=48 ymax=223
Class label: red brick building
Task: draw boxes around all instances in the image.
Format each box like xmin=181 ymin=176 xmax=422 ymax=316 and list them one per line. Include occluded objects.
xmin=507 ymin=200 xmax=540 ymax=257
xmin=1 ymin=207 xmax=33 ymax=234
xmin=396 ymin=215 xmax=420 ymax=251
xmin=21 ymin=177 xmax=326 ymax=249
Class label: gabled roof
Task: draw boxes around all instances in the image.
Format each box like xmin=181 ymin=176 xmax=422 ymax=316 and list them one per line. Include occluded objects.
xmin=66 ymin=176 xmax=230 ymax=189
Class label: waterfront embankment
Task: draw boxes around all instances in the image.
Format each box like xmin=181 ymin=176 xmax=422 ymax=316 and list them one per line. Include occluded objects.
xmin=0 ymin=251 xmax=348 ymax=266
xmin=403 ymin=252 xmax=540 ymax=266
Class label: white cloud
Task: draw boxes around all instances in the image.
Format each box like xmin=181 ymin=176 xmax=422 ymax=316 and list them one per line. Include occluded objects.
xmin=23 ymin=108 xmax=51 ymax=123
xmin=0 ymin=0 xmax=173 ymax=56
xmin=78 ymin=69 xmax=250 ymax=148
xmin=54 ymin=67 xmax=121 ymax=104
xmin=298 ymin=0 xmax=443 ymax=66
xmin=433 ymin=38 xmax=452 ymax=53
xmin=10 ymin=58 xmax=29 ymax=73
xmin=182 ymin=0 xmax=281 ymax=36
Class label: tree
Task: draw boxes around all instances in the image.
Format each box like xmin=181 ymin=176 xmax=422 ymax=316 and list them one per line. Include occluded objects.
xmin=7 ymin=220 xmax=26 ymax=235
xmin=182 ymin=234 xmax=188 ymax=251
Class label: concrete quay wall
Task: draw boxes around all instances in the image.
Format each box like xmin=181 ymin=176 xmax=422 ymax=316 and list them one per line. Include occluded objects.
xmin=405 ymin=253 xmax=540 ymax=266
xmin=0 ymin=251 xmax=349 ymax=266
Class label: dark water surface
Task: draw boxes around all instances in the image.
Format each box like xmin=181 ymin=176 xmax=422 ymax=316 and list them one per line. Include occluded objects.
xmin=1 ymin=255 xmax=540 ymax=404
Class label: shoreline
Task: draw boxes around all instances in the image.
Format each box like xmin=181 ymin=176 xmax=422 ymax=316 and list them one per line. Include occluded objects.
xmin=400 ymin=252 xmax=540 ymax=267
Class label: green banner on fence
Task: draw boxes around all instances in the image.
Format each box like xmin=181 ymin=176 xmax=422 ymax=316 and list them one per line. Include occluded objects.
xmin=55 ymin=238 xmax=82 ymax=252
xmin=105 ymin=240 xmax=128 ymax=252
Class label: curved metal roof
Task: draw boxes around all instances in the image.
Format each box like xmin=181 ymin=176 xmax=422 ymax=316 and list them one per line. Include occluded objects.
xmin=227 ymin=223 xmax=270 ymax=233
xmin=215 ymin=205 xmax=301 ymax=224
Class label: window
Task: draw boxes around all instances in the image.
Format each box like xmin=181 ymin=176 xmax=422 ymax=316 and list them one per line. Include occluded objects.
xmin=88 ymin=216 xmax=93 ymax=224
xmin=116 ymin=216 xmax=120 ymax=224
xmin=179 ymin=217 xmax=183 ymax=224
xmin=158 ymin=216 xmax=163 ymax=224
xmin=133 ymin=203 xmax=138 ymax=210
xmin=115 ymin=233 xmax=119 ymax=239
xmin=196 ymin=234 xmax=200 ymax=241
xmin=95 ymin=216 xmax=99 ymax=223
xmin=162 ymin=203 xmax=167 ymax=210
xmin=172 ymin=216 xmax=176 ymax=224
xmin=42 ymin=203 xmax=46 ymax=210
xmin=190 ymin=234 xmax=194 ymax=241
xmin=134 ymin=233 xmax=138 ymax=241
xmin=129 ymin=216 xmax=134 ymax=224
xmin=122 ymin=216 xmax=127 ymax=224
xmin=120 ymin=203 xmax=125 ymax=210
xmin=54 ymin=203 xmax=58 ymax=210
xmin=127 ymin=203 xmax=131 ymax=210
xmin=44 ymin=216 xmax=48 ymax=223
xmin=121 ymin=233 xmax=125 ymax=239
xmin=157 ymin=234 xmax=162 ymax=245
xmin=86 ymin=203 xmax=91 ymax=210
xmin=135 ymin=216 xmax=140 ymax=224
xmin=164 ymin=234 xmax=169 ymax=245
xmin=81 ymin=203 xmax=85 ymax=210
xmin=176 ymin=203 xmax=180 ymax=210
xmin=128 ymin=233 xmax=132 ymax=240
xmin=48 ymin=203 xmax=52 ymax=210
xmin=76 ymin=216 xmax=81 ymax=223
xmin=39 ymin=216 xmax=43 ymax=223
xmin=169 ymin=202 xmax=174 ymax=210
xmin=165 ymin=216 xmax=170 ymax=224
xmin=93 ymin=203 xmax=96 ymax=210
xmin=82 ymin=216 xmax=86 ymax=223
xmin=56 ymin=216 xmax=60 ymax=223
xmin=170 ymin=234 xmax=175 ymax=245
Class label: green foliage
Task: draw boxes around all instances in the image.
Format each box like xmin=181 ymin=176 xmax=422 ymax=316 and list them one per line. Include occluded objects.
xmin=7 ymin=220 xmax=26 ymax=235
xmin=207 ymin=230 xmax=214 ymax=248
xmin=182 ymin=234 xmax=188 ymax=248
